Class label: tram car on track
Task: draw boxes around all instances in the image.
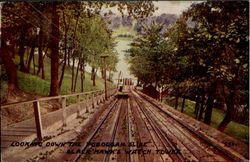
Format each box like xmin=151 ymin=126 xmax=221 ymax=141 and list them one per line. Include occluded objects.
xmin=117 ymin=78 xmax=133 ymax=98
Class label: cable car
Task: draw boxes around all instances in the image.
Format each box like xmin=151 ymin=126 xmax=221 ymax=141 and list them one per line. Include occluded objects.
xmin=117 ymin=78 xmax=129 ymax=98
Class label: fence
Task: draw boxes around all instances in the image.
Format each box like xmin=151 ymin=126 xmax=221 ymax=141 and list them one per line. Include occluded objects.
xmin=1 ymin=88 xmax=117 ymax=141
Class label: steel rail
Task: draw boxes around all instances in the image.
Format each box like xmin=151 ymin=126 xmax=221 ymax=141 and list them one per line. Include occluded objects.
xmin=130 ymin=97 xmax=165 ymax=162
xmin=104 ymin=98 xmax=123 ymax=162
xmin=127 ymin=98 xmax=133 ymax=162
xmin=73 ymin=99 xmax=118 ymax=162
xmin=136 ymin=91 xmax=246 ymax=162
xmin=143 ymin=99 xmax=213 ymax=160
xmin=133 ymin=93 xmax=185 ymax=162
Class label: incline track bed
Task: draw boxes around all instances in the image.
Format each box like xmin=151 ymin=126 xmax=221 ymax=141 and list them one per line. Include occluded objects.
xmin=42 ymin=86 xmax=248 ymax=162
xmin=133 ymin=89 xmax=248 ymax=161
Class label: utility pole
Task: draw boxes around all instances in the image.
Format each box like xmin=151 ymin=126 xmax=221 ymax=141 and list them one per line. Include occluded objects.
xmin=117 ymin=71 xmax=121 ymax=89
xmin=101 ymin=56 xmax=108 ymax=100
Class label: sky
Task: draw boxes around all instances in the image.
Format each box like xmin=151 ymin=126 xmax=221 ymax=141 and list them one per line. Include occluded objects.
xmin=102 ymin=1 xmax=197 ymax=17
xmin=99 ymin=1 xmax=199 ymax=83
xmin=153 ymin=1 xmax=196 ymax=15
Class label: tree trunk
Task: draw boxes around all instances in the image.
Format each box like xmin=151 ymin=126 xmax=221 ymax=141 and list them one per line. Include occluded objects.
xmin=93 ymin=73 xmax=96 ymax=86
xmin=19 ymin=29 xmax=28 ymax=73
xmin=80 ymin=63 xmax=85 ymax=92
xmin=195 ymin=96 xmax=200 ymax=119
xmin=175 ymin=94 xmax=179 ymax=109
xmin=26 ymin=47 xmax=30 ymax=65
xmin=204 ymin=94 xmax=214 ymax=125
xmin=58 ymin=50 xmax=67 ymax=89
xmin=217 ymin=107 xmax=231 ymax=132
xmin=43 ymin=46 xmax=49 ymax=60
xmin=218 ymin=77 xmax=239 ymax=131
xmin=204 ymin=82 xmax=216 ymax=125
xmin=73 ymin=61 xmax=80 ymax=92
xmin=27 ymin=41 xmax=35 ymax=73
xmin=198 ymin=93 xmax=206 ymax=121
xmin=70 ymin=16 xmax=79 ymax=92
xmin=0 ymin=42 xmax=18 ymax=92
xmin=71 ymin=56 xmax=75 ymax=91
xmin=37 ymin=25 xmax=45 ymax=79
xmin=67 ymin=51 xmax=70 ymax=67
xmin=33 ymin=51 xmax=36 ymax=75
xmin=92 ymin=67 xmax=97 ymax=86
xmin=91 ymin=66 xmax=94 ymax=80
xmin=181 ymin=96 xmax=186 ymax=112
xmin=49 ymin=2 xmax=60 ymax=96
xmin=10 ymin=36 xmax=16 ymax=58
xmin=59 ymin=11 xmax=69 ymax=89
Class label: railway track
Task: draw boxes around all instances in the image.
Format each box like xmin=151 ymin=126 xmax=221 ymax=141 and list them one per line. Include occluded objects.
xmin=133 ymin=99 xmax=185 ymax=161
xmin=73 ymin=99 xmax=119 ymax=162
xmin=46 ymin=85 xmax=247 ymax=162
xmin=132 ymin=89 xmax=247 ymax=161
xmin=73 ymin=97 xmax=132 ymax=162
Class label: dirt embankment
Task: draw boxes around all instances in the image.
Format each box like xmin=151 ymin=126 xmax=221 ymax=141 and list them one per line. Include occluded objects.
xmin=1 ymin=89 xmax=60 ymax=127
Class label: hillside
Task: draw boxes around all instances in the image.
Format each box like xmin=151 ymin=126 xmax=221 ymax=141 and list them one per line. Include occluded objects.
xmin=108 ymin=13 xmax=178 ymax=37
xmin=1 ymin=55 xmax=115 ymax=126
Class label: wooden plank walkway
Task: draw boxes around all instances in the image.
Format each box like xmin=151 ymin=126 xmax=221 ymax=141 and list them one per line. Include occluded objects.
xmin=1 ymin=88 xmax=117 ymax=154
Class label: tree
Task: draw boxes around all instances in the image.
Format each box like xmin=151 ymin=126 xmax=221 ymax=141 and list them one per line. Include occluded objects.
xmin=1 ymin=2 xmax=33 ymax=94
xmin=1 ymin=2 xmax=156 ymax=97
xmin=49 ymin=2 xmax=60 ymax=96
xmin=166 ymin=1 xmax=248 ymax=128
xmin=51 ymin=1 xmax=156 ymax=94
xmin=128 ymin=23 xmax=169 ymax=98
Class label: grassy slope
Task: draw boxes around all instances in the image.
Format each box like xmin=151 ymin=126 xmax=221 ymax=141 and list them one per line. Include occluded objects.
xmin=163 ymin=96 xmax=249 ymax=144
xmin=1 ymin=54 xmax=115 ymax=100
xmin=112 ymin=22 xmax=137 ymax=42
xmin=113 ymin=26 xmax=137 ymax=36
xmin=1 ymin=50 xmax=116 ymax=127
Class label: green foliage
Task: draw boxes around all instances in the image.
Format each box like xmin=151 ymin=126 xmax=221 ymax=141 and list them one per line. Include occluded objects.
xmin=1 ymin=2 xmax=156 ymax=95
xmin=163 ymin=1 xmax=249 ymax=128
xmin=3 ymin=55 xmax=115 ymax=98
xmin=128 ymin=23 xmax=170 ymax=87
xmin=163 ymin=96 xmax=249 ymax=144
xmin=127 ymin=1 xmax=248 ymax=133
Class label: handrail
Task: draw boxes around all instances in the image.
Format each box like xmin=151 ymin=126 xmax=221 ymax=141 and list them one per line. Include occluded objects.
xmin=1 ymin=88 xmax=116 ymax=108
xmin=1 ymin=87 xmax=118 ymax=141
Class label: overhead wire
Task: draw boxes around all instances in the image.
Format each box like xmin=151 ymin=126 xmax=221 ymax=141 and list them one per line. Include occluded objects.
xmin=26 ymin=2 xmax=111 ymax=55
xmin=4 ymin=1 xmax=116 ymax=61
xmin=4 ymin=7 xmax=60 ymax=42
xmin=6 ymin=2 xmax=95 ymax=56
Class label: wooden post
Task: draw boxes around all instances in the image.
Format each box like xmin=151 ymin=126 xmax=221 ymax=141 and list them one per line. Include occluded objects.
xmin=33 ymin=101 xmax=43 ymax=141
xmin=101 ymin=56 xmax=108 ymax=100
xmin=85 ymin=94 xmax=89 ymax=113
xmin=62 ymin=97 xmax=66 ymax=126
xmin=77 ymin=95 xmax=80 ymax=117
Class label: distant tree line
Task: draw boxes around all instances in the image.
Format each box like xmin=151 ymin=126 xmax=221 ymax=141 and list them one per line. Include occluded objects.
xmin=107 ymin=13 xmax=178 ymax=34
